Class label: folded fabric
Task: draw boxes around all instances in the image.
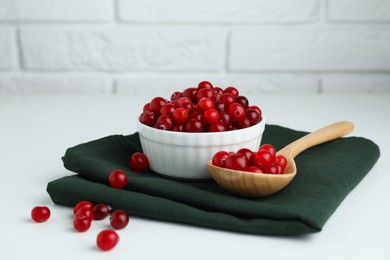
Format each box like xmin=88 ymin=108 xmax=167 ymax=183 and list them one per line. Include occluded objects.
xmin=47 ymin=125 xmax=380 ymax=235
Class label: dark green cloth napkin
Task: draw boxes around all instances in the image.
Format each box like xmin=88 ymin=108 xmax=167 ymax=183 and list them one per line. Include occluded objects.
xmin=47 ymin=125 xmax=380 ymax=235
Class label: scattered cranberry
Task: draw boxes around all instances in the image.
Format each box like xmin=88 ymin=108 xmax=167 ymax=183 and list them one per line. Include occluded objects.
xmin=110 ymin=210 xmax=129 ymax=230
xmin=93 ymin=204 xmax=112 ymax=220
xmin=97 ymin=230 xmax=119 ymax=251
xmin=73 ymin=217 xmax=91 ymax=232
xmin=139 ymin=81 xmax=263 ymax=133
xmin=212 ymin=144 xmax=287 ymax=174
xmin=108 ymin=170 xmax=128 ymax=189
xmin=75 ymin=207 xmax=94 ymax=221
xmin=73 ymin=201 xmax=93 ymax=215
xmin=31 ymin=206 xmax=51 ymax=222
xmin=129 ymin=152 xmax=149 ymax=172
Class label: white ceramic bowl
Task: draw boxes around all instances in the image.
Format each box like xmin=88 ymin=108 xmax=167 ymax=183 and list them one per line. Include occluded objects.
xmin=137 ymin=119 xmax=265 ymax=180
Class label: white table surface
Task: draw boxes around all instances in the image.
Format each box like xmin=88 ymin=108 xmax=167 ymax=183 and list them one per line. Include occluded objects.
xmin=1 ymin=93 xmax=389 ymax=260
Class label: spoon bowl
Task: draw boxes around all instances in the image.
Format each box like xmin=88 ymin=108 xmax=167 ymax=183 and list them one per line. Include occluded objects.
xmin=208 ymin=121 xmax=355 ymax=197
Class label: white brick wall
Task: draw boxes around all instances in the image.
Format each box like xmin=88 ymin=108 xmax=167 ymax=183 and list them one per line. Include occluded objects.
xmin=0 ymin=0 xmax=390 ymax=94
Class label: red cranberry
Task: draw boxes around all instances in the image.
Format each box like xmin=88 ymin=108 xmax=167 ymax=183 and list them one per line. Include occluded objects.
xmin=31 ymin=206 xmax=51 ymax=222
xmin=182 ymin=87 xmax=198 ymax=102
xmin=196 ymin=88 xmax=215 ymax=102
xmin=227 ymin=103 xmax=245 ymax=121
xmin=185 ymin=119 xmax=204 ymax=132
xmin=129 ymin=152 xmax=149 ymax=172
xmin=75 ymin=207 xmax=94 ymax=221
xmin=212 ymin=151 xmax=230 ymax=167
xmin=225 ymin=153 xmax=248 ymax=171
xmin=237 ymin=117 xmax=251 ymax=129
xmin=235 ymin=96 xmax=249 ymax=109
xmin=73 ymin=201 xmax=93 ymax=215
xmin=140 ymin=110 xmax=157 ymax=126
xmin=73 ymin=217 xmax=91 ymax=232
xmin=93 ymin=204 xmax=112 ymax=220
xmin=224 ymin=86 xmax=239 ymax=98
xmin=259 ymin=144 xmax=276 ymax=160
xmin=173 ymin=108 xmax=189 ymax=124
xmin=108 ymin=170 xmax=128 ymax=189
xmin=245 ymin=109 xmax=261 ymax=125
xmin=160 ymin=103 xmax=175 ymax=116
xmin=237 ymin=148 xmax=254 ymax=165
xmin=219 ymin=111 xmax=231 ymax=127
xmin=96 ymin=230 xmax=119 ymax=251
xmin=156 ymin=115 xmax=174 ymax=130
xmin=149 ymin=97 xmax=167 ymax=113
xmin=203 ymin=109 xmax=219 ymax=124
xmin=197 ymin=98 xmax=214 ymax=112
xmin=220 ymin=93 xmax=235 ymax=106
xmin=170 ymin=91 xmax=182 ymax=101
xmin=208 ymin=122 xmax=226 ymax=132
xmin=198 ymin=81 xmax=213 ymax=89
xmin=110 ymin=210 xmax=129 ymax=230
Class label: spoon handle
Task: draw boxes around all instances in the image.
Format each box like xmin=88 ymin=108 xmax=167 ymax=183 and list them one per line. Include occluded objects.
xmin=278 ymin=121 xmax=355 ymax=158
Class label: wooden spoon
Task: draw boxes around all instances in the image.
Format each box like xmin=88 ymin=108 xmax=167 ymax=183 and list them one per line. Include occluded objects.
xmin=207 ymin=121 xmax=355 ymax=197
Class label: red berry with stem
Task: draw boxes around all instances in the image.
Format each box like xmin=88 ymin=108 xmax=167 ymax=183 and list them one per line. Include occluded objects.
xmin=110 ymin=210 xmax=129 ymax=230
xmin=108 ymin=170 xmax=128 ymax=189
xmin=93 ymin=204 xmax=112 ymax=220
xmin=129 ymin=152 xmax=149 ymax=172
xmin=96 ymin=230 xmax=119 ymax=251
xmin=212 ymin=151 xmax=230 ymax=167
xmin=73 ymin=201 xmax=93 ymax=215
xmin=225 ymin=153 xmax=249 ymax=171
xmin=31 ymin=206 xmax=51 ymax=222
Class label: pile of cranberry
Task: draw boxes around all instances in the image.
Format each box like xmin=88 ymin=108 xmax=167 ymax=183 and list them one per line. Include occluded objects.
xmin=31 ymin=152 xmax=150 ymax=251
xmin=139 ymin=81 xmax=262 ymax=132
xmin=212 ymin=144 xmax=287 ymax=174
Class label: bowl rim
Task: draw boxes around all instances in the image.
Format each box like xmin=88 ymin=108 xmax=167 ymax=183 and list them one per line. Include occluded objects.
xmin=137 ymin=117 xmax=265 ymax=138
